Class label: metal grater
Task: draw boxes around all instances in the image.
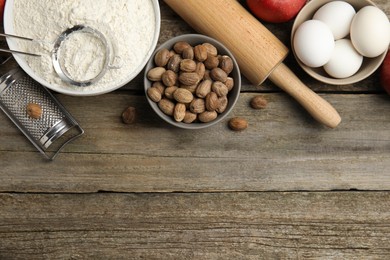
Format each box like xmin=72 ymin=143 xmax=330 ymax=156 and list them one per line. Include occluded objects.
xmin=0 ymin=68 xmax=84 ymax=160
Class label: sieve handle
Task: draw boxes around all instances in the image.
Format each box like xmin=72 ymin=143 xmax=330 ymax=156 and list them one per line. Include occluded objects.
xmin=0 ymin=33 xmax=41 ymax=57
xmin=0 ymin=48 xmax=41 ymax=57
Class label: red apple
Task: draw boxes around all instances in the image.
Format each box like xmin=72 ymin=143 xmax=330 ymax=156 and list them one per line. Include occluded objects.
xmin=246 ymin=0 xmax=306 ymax=23
xmin=380 ymin=50 xmax=390 ymax=95
xmin=0 ymin=0 xmax=5 ymax=24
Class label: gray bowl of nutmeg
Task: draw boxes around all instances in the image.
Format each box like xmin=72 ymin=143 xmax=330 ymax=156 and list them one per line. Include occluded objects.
xmin=144 ymin=34 xmax=241 ymax=129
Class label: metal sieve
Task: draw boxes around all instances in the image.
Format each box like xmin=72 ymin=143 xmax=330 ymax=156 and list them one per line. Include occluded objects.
xmin=1 ymin=25 xmax=121 ymax=87
xmin=52 ymin=25 xmax=117 ymax=87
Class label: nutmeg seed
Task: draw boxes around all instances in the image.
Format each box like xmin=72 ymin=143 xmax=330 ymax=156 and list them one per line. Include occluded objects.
xmin=26 ymin=103 xmax=42 ymax=119
xmin=179 ymin=72 xmax=200 ymax=86
xmin=250 ymin=95 xmax=268 ymax=109
xmin=147 ymin=67 xmax=166 ymax=81
xmin=161 ymin=70 xmax=178 ymax=87
xmin=204 ymin=54 xmax=219 ymax=70
xmin=198 ymin=111 xmax=218 ymax=123
xmin=147 ymin=87 xmax=162 ymax=103
xmin=173 ymin=41 xmax=192 ymax=54
xmin=194 ymin=44 xmax=208 ymax=62
xmin=122 ymin=106 xmax=136 ymax=124
xmin=219 ymin=55 xmax=234 ymax=74
xmin=183 ymin=111 xmax=197 ymax=124
xmin=210 ymin=67 xmax=228 ymax=82
xmin=182 ymin=47 xmax=194 ymax=60
xmin=167 ymin=54 xmax=182 ymax=72
xmin=173 ymin=88 xmax=194 ymax=103
xmin=180 ymin=59 xmax=197 ymax=72
xmin=154 ymin=48 xmax=170 ymax=67
xmin=211 ymin=81 xmax=228 ymax=97
xmin=173 ymin=103 xmax=186 ymax=122
xmin=228 ymin=117 xmax=248 ymax=131
xmin=205 ymin=92 xmax=220 ymax=111
xmin=158 ymin=98 xmax=175 ymax=116
xmin=196 ymin=79 xmax=212 ymax=98
xmin=190 ymin=98 xmax=206 ymax=114
xmin=202 ymin=42 xmax=218 ymax=57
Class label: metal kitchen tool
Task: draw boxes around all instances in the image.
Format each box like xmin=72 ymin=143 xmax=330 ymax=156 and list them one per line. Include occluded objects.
xmin=1 ymin=25 xmax=121 ymax=87
xmin=164 ymin=0 xmax=342 ymax=128
xmin=52 ymin=25 xmax=122 ymax=87
xmin=0 ymin=68 xmax=84 ymax=160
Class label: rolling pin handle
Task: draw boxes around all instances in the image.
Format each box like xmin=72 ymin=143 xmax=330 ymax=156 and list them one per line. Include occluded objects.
xmin=269 ymin=63 xmax=341 ymax=128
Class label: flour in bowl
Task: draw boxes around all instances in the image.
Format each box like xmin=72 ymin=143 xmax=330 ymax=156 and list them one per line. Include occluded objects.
xmin=12 ymin=0 xmax=157 ymax=93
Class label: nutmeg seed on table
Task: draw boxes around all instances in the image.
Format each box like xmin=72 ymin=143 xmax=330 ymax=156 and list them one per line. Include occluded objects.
xmin=122 ymin=106 xmax=137 ymax=124
xmin=250 ymin=95 xmax=268 ymax=109
xmin=228 ymin=117 xmax=248 ymax=131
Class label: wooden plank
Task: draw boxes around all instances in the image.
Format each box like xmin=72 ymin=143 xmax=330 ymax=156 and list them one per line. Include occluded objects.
xmin=0 ymin=93 xmax=388 ymax=193
xmin=0 ymin=192 xmax=390 ymax=259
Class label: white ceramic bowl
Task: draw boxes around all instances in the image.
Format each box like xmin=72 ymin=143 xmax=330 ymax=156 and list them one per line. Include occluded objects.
xmin=291 ymin=0 xmax=387 ymax=85
xmin=3 ymin=0 xmax=161 ymax=96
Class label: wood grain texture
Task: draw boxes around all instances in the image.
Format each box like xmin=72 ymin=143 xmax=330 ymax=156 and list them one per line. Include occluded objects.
xmin=0 ymin=93 xmax=388 ymax=193
xmin=1 ymin=192 xmax=390 ymax=259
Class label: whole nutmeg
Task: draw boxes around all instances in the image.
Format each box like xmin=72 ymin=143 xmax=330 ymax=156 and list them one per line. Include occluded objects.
xmin=203 ymin=70 xmax=212 ymax=81
xmin=204 ymin=54 xmax=219 ymax=70
xmin=202 ymin=42 xmax=218 ymax=57
xmin=122 ymin=106 xmax=136 ymax=124
xmin=198 ymin=111 xmax=218 ymax=123
xmin=154 ymin=48 xmax=170 ymax=67
xmin=158 ymin=98 xmax=175 ymax=116
xmin=180 ymin=59 xmax=197 ymax=72
xmin=212 ymin=81 xmax=228 ymax=97
xmin=147 ymin=87 xmax=162 ymax=102
xmin=250 ymin=95 xmax=268 ymax=109
xmin=190 ymin=98 xmax=206 ymax=114
xmin=219 ymin=55 xmax=234 ymax=74
xmin=216 ymin=96 xmax=228 ymax=114
xmin=180 ymin=84 xmax=198 ymax=94
xmin=179 ymin=72 xmax=200 ymax=86
xmin=152 ymin=81 xmax=166 ymax=94
xmin=228 ymin=117 xmax=248 ymax=131
xmin=173 ymin=41 xmax=192 ymax=54
xmin=173 ymin=88 xmax=194 ymax=103
xmin=26 ymin=103 xmax=42 ymax=119
xmin=183 ymin=111 xmax=197 ymax=124
xmin=195 ymin=62 xmax=206 ymax=79
xmin=225 ymin=77 xmax=234 ymax=92
xmin=182 ymin=47 xmax=194 ymax=60
xmin=161 ymin=70 xmax=177 ymax=87
xmin=194 ymin=44 xmax=208 ymax=62
xmin=167 ymin=54 xmax=182 ymax=72
xmin=147 ymin=67 xmax=166 ymax=81
xmin=210 ymin=67 xmax=228 ymax=83
xmin=174 ymin=103 xmax=186 ymax=122
xmin=164 ymin=86 xmax=179 ymax=100
xmin=196 ymin=79 xmax=212 ymax=98
xmin=205 ymin=91 xmax=220 ymax=111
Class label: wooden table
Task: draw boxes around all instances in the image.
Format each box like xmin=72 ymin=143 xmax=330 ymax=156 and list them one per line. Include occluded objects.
xmin=1 ymin=1 xmax=389 ymax=259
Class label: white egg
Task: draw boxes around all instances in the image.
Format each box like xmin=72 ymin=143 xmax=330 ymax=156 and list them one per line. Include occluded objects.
xmin=351 ymin=6 xmax=390 ymax=58
xmin=313 ymin=1 xmax=356 ymax=40
xmin=293 ymin=20 xmax=335 ymax=68
xmin=323 ymin=39 xmax=363 ymax=79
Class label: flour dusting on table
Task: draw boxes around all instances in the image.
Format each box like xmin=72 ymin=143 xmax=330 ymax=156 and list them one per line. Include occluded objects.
xmin=13 ymin=0 xmax=156 ymax=92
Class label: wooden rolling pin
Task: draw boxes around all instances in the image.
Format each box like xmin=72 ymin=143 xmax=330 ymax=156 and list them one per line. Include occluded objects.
xmin=164 ymin=0 xmax=341 ymax=128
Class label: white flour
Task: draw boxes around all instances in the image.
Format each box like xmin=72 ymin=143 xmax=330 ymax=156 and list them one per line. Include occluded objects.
xmin=13 ymin=0 xmax=156 ymax=92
